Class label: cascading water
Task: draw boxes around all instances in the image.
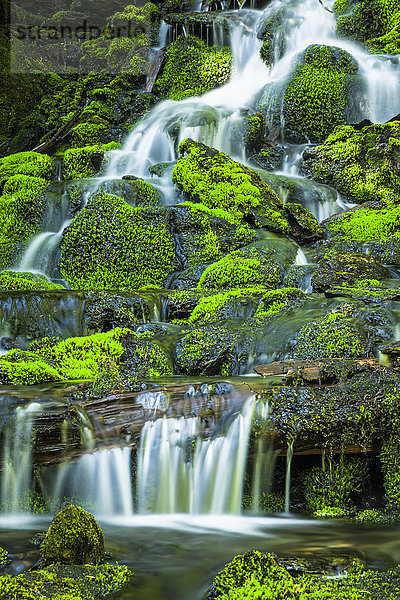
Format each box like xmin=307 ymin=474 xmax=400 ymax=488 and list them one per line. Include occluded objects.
xmin=13 ymin=1 xmax=400 ymax=280
xmin=41 ymin=396 xmax=273 ymax=518
xmin=0 ymin=403 xmax=41 ymax=513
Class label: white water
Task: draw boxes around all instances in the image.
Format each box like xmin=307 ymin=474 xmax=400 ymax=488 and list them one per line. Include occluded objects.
xmin=104 ymin=0 xmax=399 ymax=184
xmin=42 ymin=397 xmax=274 ymax=517
xmin=1 ymin=403 xmax=41 ymax=513
xmin=284 ymin=439 xmax=294 ymax=514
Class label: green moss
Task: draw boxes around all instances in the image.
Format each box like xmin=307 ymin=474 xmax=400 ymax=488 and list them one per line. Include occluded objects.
xmin=0 ymin=547 xmax=8 ymax=567
xmin=135 ymin=179 xmax=162 ymax=206
xmin=0 ymin=152 xmax=53 ymax=180
xmin=0 ymin=563 xmax=132 ymax=600
xmin=326 ymin=205 xmax=400 ymax=241
xmin=60 ymin=192 xmax=178 ymax=290
xmin=0 ymin=175 xmax=49 ymax=268
xmin=123 ymin=332 xmax=173 ymax=378
xmin=154 ymin=35 xmax=231 ymax=100
xmin=41 ymin=504 xmax=104 ymax=566
xmin=0 ymin=271 xmax=64 ymax=291
xmin=0 ymin=328 xmax=129 ymax=385
xmin=335 ymin=0 xmax=400 ymax=54
xmin=303 ymin=456 xmax=367 ymax=514
xmin=303 ymin=121 xmax=400 ymax=205
xmin=63 ymin=142 xmax=120 ymax=180
xmin=209 ymin=551 xmax=400 ymax=600
xmin=283 ymin=45 xmax=361 ymax=143
xmin=173 ymin=139 xmax=291 ymax=233
xmin=295 ymin=309 xmax=367 ymax=359
xmin=248 ymin=287 xmax=306 ymax=326
xmin=198 ymin=246 xmax=283 ymax=290
xmin=188 ymin=287 xmax=264 ymax=325
xmin=176 ymin=326 xmax=245 ymax=376
xmin=380 ymin=436 xmax=400 ymax=510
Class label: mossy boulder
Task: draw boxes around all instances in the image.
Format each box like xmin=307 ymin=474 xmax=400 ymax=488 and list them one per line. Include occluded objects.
xmin=229 ymin=113 xmax=266 ymax=154
xmin=122 ymin=332 xmax=173 ymax=377
xmin=335 ymin=0 xmax=400 ymax=54
xmin=0 ymin=271 xmax=64 ymax=291
xmin=197 ymin=239 xmax=297 ymax=290
xmin=302 ymin=122 xmax=400 ymax=204
xmin=324 ymin=202 xmax=400 ymax=242
xmin=0 ymin=174 xmax=49 ymax=269
xmin=154 ymin=34 xmax=231 ymax=100
xmin=294 ymin=307 xmax=368 ymax=359
xmin=173 ymin=139 xmax=322 ymax=242
xmin=41 ymin=504 xmax=104 ymax=566
xmin=175 ymin=325 xmax=250 ymax=375
xmin=171 ymin=203 xmax=256 ymax=268
xmin=282 ymin=45 xmax=363 ymax=143
xmin=187 ymin=288 xmax=264 ymax=325
xmin=60 ymin=192 xmax=178 ymax=289
xmin=311 ymin=251 xmax=390 ymax=292
xmin=0 ymin=151 xmax=53 ymax=180
xmin=257 ymin=4 xmax=301 ymax=67
xmin=63 ymin=142 xmax=120 ymax=180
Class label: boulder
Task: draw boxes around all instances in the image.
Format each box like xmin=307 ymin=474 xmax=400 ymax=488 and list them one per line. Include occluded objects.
xmin=41 ymin=504 xmax=104 ymax=566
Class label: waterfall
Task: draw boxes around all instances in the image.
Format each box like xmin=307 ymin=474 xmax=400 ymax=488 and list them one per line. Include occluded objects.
xmin=137 ymin=397 xmax=256 ymax=514
xmin=284 ymin=439 xmax=295 ymax=514
xmin=44 ymin=396 xmax=274 ymax=517
xmin=0 ymin=403 xmax=41 ymax=513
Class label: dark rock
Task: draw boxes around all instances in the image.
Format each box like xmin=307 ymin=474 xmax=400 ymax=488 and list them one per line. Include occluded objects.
xmin=311 ymin=252 xmax=390 ymax=292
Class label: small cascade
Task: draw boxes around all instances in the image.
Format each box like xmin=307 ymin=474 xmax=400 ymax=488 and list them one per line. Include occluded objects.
xmin=137 ymin=397 xmax=258 ymax=514
xmin=284 ymin=439 xmax=295 ymax=514
xmin=295 ymin=248 xmax=309 ymax=266
xmin=18 ymin=220 xmax=71 ymax=276
xmin=0 ymin=403 xmax=41 ymax=513
xmin=250 ymin=401 xmax=277 ymax=513
xmin=281 ymin=145 xmax=308 ymax=177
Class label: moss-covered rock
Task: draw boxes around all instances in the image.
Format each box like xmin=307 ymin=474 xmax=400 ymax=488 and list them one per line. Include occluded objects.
xmin=187 ymin=287 xmax=264 ymax=325
xmin=294 ymin=306 xmax=368 ymax=360
xmin=302 ymin=122 xmax=400 ymax=204
xmin=0 ymin=271 xmax=64 ymax=291
xmin=0 ymin=174 xmax=49 ymax=268
xmin=0 ymin=328 xmax=129 ymax=385
xmin=335 ymin=0 xmax=400 ymax=54
xmin=197 ymin=241 xmax=290 ymax=290
xmin=283 ymin=45 xmax=363 ymax=143
xmin=60 ymin=192 xmax=178 ymax=289
xmin=122 ymin=331 xmax=173 ymax=377
xmin=311 ymin=251 xmax=390 ymax=292
xmin=171 ymin=202 xmax=256 ymax=268
xmin=41 ymin=504 xmax=104 ymax=566
xmin=324 ymin=203 xmax=400 ymax=242
xmin=63 ymin=142 xmax=120 ymax=180
xmin=0 ymin=151 xmax=53 ymax=180
xmin=0 ymin=563 xmax=132 ymax=600
xmin=154 ymin=35 xmax=231 ymax=100
xmin=247 ymin=287 xmax=306 ymax=326
xmin=173 ymin=139 xmax=322 ymax=242
xmin=207 ymin=549 xmax=400 ymax=599
xmin=175 ymin=325 xmax=249 ymax=375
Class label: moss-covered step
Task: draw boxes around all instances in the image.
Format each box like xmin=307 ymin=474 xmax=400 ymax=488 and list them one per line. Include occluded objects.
xmin=172 ymin=139 xmax=322 ymax=242
xmin=335 ymin=0 xmax=400 ymax=54
xmin=302 ymin=121 xmax=400 ymax=204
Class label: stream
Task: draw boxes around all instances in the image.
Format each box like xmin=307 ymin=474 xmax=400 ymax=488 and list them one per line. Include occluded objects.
xmin=1 ymin=0 xmax=400 ymax=596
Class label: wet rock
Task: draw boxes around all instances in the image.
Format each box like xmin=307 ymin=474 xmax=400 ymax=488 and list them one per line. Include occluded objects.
xmin=173 ymin=139 xmax=322 ymax=243
xmin=41 ymin=504 xmax=104 ymax=566
xmin=380 ymin=341 xmax=400 ymax=367
xmin=311 ymin=252 xmax=390 ymax=292
xmin=302 ymin=122 xmax=400 ymax=205
xmin=250 ymin=145 xmax=285 ymax=171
